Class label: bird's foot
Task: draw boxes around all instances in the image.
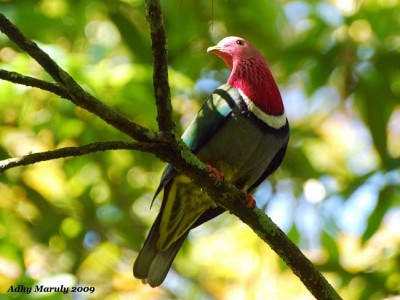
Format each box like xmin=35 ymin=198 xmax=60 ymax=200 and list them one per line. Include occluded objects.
xmin=244 ymin=193 xmax=256 ymax=208
xmin=207 ymin=165 xmax=224 ymax=181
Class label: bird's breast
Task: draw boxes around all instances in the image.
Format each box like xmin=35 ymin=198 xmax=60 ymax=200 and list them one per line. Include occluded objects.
xmin=197 ymin=113 xmax=288 ymax=190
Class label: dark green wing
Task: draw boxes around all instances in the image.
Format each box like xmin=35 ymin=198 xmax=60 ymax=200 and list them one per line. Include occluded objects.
xmin=154 ymin=84 xmax=242 ymax=197
xmin=181 ymin=83 xmax=241 ymax=151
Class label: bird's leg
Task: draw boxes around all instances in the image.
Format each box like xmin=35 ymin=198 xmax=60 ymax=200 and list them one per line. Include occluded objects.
xmin=244 ymin=193 xmax=256 ymax=208
xmin=207 ymin=165 xmax=224 ymax=181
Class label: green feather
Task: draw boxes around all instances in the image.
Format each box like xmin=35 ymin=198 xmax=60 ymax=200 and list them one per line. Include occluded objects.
xmin=157 ymin=174 xmax=217 ymax=250
xmin=182 ymin=84 xmax=240 ymax=151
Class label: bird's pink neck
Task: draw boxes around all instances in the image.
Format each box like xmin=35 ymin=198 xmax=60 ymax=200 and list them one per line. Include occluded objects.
xmin=228 ymin=57 xmax=284 ymax=116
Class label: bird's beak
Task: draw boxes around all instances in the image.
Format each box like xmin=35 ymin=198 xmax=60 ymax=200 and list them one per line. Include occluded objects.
xmin=207 ymin=45 xmax=222 ymax=53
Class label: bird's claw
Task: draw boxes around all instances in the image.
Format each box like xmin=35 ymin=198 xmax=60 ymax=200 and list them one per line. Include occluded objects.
xmin=207 ymin=165 xmax=224 ymax=181
xmin=245 ymin=193 xmax=256 ymax=208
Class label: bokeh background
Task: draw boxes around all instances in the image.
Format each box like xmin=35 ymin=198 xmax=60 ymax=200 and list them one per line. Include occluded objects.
xmin=0 ymin=0 xmax=399 ymax=299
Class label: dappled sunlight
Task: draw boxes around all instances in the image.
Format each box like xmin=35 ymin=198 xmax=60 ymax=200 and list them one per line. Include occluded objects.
xmin=38 ymin=0 xmax=69 ymax=18
xmin=338 ymin=226 xmax=400 ymax=292
xmin=0 ymin=256 xmax=22 ymax=291
xmin=77 ymin=242 xmax=121 ymax=294
xmin=178 ymin=222 xmax=315 ymax=300
xmin=85 ymin=20 xmax=121 ymax=48
xmin=2 ymin=128 xmax=54 ymax=157
xmin=334 ymin=0 xmax=358 ymax=15
xmin=22 ymin=161 xmax=70 ymax=205
xmin=387 ymin=107 xmax=400 ymax=157
xmin=349 ymin=20 xmax=373 ymax=44
xmin=304 ymin=178 xmax=326 ymax=203
xmin=318 ymin=113 xmax=378 ymax=174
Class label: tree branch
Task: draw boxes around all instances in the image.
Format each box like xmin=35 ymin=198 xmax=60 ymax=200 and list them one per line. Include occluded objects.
xmin=0 ymin=13 xmax=156 ymax=143
xmin=0 ymin=69 xmax=70 ymax=99
xmin=0 ymin=141 xmax=169 ymax=173
xmin=145 ymin=0 xmax=175 ymax=135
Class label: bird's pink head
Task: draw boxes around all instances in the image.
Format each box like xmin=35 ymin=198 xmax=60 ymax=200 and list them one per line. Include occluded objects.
xmin=208 ymin=36 xmax=284 ymax=115
xmin=207 ymin=36 xmax=263 ymax=69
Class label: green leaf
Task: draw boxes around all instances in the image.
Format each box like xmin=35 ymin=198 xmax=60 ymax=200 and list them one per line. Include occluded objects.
xmin=108 ymin=9 xmax=152 ymax=64
xmin=361 ymin=186 xmax=396 ymax=244
xmin=321 ymin=230 xmax=339 ymax=263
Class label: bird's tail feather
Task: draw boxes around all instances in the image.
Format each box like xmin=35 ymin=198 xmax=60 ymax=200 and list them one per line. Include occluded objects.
xmin=133 ymin=213 xmax=187 ymax=287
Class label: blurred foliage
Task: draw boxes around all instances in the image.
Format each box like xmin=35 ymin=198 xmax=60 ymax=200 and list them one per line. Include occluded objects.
xmin=0 ymin=0 xmax=399 ymax=299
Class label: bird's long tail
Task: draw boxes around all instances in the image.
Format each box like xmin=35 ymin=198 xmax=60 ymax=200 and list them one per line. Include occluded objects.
xmin=133 ymin=212 xmax=188 ymax=287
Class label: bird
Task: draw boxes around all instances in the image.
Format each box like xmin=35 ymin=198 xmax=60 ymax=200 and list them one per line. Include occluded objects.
xmin=133 ymin=36 xmax=289 ymax=287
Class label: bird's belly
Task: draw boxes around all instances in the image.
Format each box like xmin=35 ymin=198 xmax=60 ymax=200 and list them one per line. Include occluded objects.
xmin=197 ymin=115 xmax=284 ymax=190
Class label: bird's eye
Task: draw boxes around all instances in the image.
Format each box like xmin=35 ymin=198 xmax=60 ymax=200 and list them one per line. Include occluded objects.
xmin=236 ymin=40 xmax=244 ymax=46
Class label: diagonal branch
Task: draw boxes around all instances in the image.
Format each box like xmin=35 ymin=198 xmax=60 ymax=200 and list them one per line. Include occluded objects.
xmin=145 ymin=0 xmax=175 ymax=135
xmin=0 ymin=13 xmax=156 ymax=143
xmin=0 ymin=141 xmax=169 ymax=173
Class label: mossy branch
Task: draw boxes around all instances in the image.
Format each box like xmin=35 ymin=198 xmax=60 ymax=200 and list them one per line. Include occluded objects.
xmin=145 ymin=0 xmax=175 ymax=136
xmin=0 ymin=141 xmax=169 ymax=173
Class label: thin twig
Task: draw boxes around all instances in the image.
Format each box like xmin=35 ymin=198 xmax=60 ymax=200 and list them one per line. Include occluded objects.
xmin=145 ymin=0 xmax=175 ymax=135
xmin=0 ymin=141 xmax=168 ymax=173
xmin=0 ymin=69 xmax=70 ymax=99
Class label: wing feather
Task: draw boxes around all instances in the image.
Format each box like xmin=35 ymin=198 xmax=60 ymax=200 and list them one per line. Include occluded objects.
xmin=155 ymin=84 xmax=240 ymax=194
